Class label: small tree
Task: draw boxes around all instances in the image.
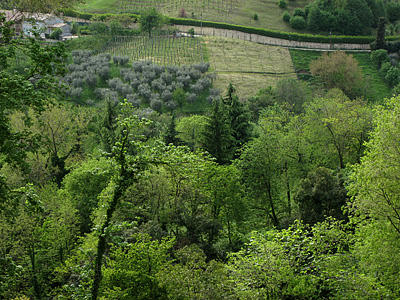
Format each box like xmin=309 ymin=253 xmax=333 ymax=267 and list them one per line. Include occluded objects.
xmin=278 ymin=0 xmax=287 ymax=8
xmin=173 ymin=87 xmax=187 ymax=111
xmin=178 ymin=8 xmax=187 ymax=18
xmin=282 ymin=11 xmax=291 ymax=22
xmin=375 ymin=17 xmax=386 ymax=50
xmin=290 ymin=16 xmax=306 ymax=29
xmin=49 ymin=28 xmax=62 ymax=40
xmin=139 ymin=8 xmax=166 ymax=38
xmin=310 ymin=51 xmax=364 ymax=98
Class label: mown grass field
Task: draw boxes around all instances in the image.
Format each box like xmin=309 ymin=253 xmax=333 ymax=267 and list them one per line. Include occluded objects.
xmin=290 ymin=49 xmax=392 ymax=102
xmin=204 ymin=36 xmax=296 ymax=99
xmin=77 ymin=0 xmax=312 ymax=32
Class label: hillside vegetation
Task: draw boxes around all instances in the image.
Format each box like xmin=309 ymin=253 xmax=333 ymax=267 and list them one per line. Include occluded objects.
xmin=2 ymin=0 xmax=400 ymax=299
xmin=78 ymin=0 xmax=312 ymax=32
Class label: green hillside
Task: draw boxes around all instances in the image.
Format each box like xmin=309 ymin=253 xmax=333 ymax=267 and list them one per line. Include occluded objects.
xmin=77 ymin=0 xmax=312 ymax=32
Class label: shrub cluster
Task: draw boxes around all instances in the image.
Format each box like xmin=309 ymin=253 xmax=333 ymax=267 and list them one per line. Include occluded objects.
xmin=118 ymin=61 xmax=212 ymax=111
xmin=63 ymin=51 xmax=112 ymax=101
xmin=371 ymin=49 xmax=400 ymax=88
xmin=63 ymin=51 xmax=214 ymax=111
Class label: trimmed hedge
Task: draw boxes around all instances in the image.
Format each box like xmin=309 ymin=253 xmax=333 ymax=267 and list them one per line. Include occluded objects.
xmin=169 ymin=17 xmax=378 ymax=44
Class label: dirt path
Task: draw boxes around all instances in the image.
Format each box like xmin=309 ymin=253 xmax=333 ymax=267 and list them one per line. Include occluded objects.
xmin=175 ymin=25 xmax=371 ymax=51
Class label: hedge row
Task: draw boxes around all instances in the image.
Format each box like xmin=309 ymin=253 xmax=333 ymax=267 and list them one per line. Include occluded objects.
xmin=169 ymin=17 xmax=400 ymax=45
xmin=62 ymin=9 xmax=139 ymax=23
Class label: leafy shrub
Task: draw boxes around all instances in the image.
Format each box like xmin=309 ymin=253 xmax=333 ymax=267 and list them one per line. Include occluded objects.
xmin=49 ymin=28 xmax=62 ymax=40
xmin=150 ymin=94 xmax=162 ymax=112
xmin=85 ymin=74 xmax=98 ymax=88
xmin=371 ymin=49 xmax=390 ymax=68
xmin=165 ymin=100 xmax=177 ymax=110
xmin=187 ymin=28 xmax=195 ymax=36
xmin=253 ymin=13 xmax=258 ymax=20
xmin=380 ymin=61 xmax=391 ymax=76
xmin=97 ymin=66 xmax=110 ymax=81
xmin=282 ymin=11 xmax=291 ymax=22
xmin=278 ymin=0 xmax=287 ymax=9
xmin=386 ymin=1 xmax=400 ymax=23
xmin=385 ymin=66 xmax=400 ymax=87
xmin=293 ymin=8 xmax=306 ymax=18
xmin=161 ymin=90 xmax=173 ymax=102
xmin=160 ymin=72 xmax=173 ymax=85
xmin=310 ymin=51 xmax=364 ymax=98
xmin=126 ymin=93 xmax=141 ymax=107
xmin=290 ymin=16 xmax=306 ymax=30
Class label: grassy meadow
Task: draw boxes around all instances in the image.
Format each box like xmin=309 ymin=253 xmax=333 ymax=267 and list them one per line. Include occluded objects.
xmin=77 ymin=0 xmax=312 ymax=32
xmin=205 ymin=36 xmax=296 ymax=99
xmin=290 ymin=49 xmax=392 ymax=102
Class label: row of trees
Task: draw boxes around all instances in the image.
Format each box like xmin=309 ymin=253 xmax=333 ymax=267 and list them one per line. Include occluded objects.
xmin=281 ymin=0 xmax=399 ymax=35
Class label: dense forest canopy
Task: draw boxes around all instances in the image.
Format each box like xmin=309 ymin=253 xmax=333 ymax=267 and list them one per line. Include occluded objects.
xmin=1 ymin=0 xmax=400 ymax=299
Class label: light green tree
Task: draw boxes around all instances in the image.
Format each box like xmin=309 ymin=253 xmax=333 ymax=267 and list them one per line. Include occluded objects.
xmin=139 ymin=8 xmax=166 ymax=38
xmin=303 ymin=89 xmax=372 ymax=170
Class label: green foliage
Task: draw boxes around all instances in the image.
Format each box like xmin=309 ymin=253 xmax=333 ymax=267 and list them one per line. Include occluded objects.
xmin=282 ymin=11 xmax=291 ymax=22
xmin=176 ymin=115 xmax=208 ymax=150
xmin=226 ymin=219 xmax=354 ymax=299
xmin=303 ymin=89 xmax=372 ymax=170
xmin=375 ymin=17 xmax=386 ymax=49
xmin=139 ymin=8 xmax=167 ymax=37
xmin=62 ymin=157 xmax=115 ymax=234
xmin=187 ymin=27 xmax=195 ymax=36
xmin=0 ymin=15 xmax=67 ymax=174
xmin=278 ymin=0 xmax=287 ymax=9
xmin=202 ymin=99 xmax=234 ymax=164
xmin=295 ymin=167 xmax=348 ymax=225
xmin=223 ymin=83 xmax=253 ymax=156
xmin=386 ymin=1 xmax=400 ymax=23
xmin=49 ymin=28 xmax=63 ymax=40
xmin=274 ymin=77 xmax=310 ymax=114
xmin=253 ymin=13 xmax=258 ymax=20
xmin=247 ymin=86 xmax=276 ymax=121
xmin=162 ymin=114 xmax=182 ymax=146
xmin=348 ymin=95 xmax=400 ymax=235
xmin=310 ymin=51 xmax=364 ymax=98
xmin=293 ymin=8 xmax=306 ymax=18
xmin=290 ymin=16 xmax=306 ymax=30
xmin=159 ymin=244 xmax=235 ymax=299
xmin=371 ymin=49 xmax=389 ymax=67
xmin=101 ymin=234 xmax=174 ymax=299
xmin=384 ymin=66 xmax=400 ymax=87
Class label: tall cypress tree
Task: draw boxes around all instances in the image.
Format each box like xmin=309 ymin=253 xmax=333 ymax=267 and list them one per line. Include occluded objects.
xmin=202 ymin=99 xmax=234 ymax=164
xmin=376 ymin=17 xmax=386 ymax=50
xmin=163 ymin=113 xmax=183 ymax=146
xmin=223 ymin=83 xmax=252 ymax=157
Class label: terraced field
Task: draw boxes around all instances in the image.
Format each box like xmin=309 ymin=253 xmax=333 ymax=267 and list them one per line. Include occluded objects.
xmin=205 ymin=36 xmax=296 ymax=99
